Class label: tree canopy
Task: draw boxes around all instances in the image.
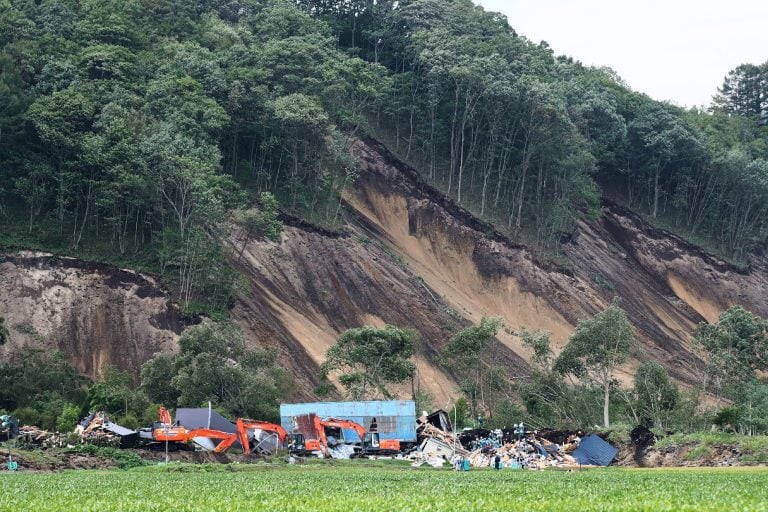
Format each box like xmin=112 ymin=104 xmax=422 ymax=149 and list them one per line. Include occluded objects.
xmin=2 ymin=0 xmax=768 ymax=287
xmin=694 ymin=306 xmax=768 ymax=404
xmin=554 ymin=302 xmax=633 ymax=427
xmin=140 ymin=320 xmax=290 ymax=421
xmin=441 ymin=316 xmax=502 ymax=420
xmin=321 ymin=324 xmax=417 ymax=400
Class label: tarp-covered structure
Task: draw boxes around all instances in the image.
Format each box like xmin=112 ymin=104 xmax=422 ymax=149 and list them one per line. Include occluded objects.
xmin=176 ymin=408 xmax=236 ymax=433
xmin=175 ymin=408 xmax=239 ymax=451
xmin=572 ymin=434 xmax=618 ymax=466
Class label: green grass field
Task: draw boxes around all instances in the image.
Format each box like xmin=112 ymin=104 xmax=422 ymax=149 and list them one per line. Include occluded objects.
xmin=2 ymin=464 xmax=768 ymax=511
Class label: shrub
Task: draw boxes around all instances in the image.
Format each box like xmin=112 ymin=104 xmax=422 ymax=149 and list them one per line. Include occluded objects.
xmin=56 ymin=403 xmax=82 ymax=432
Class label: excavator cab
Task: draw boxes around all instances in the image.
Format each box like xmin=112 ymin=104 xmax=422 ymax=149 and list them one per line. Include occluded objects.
xmin=361 ymin=432 xmax=400 ymax=455
xmin=323 ymin=425 xmax=345 ymax=446
xmin=289 ymin=432 xmax=305 ymax=448
xmin=363 ymin=432 xmax=381 ymax=449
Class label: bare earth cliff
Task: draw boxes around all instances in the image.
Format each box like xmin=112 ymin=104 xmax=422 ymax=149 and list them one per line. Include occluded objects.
xmin=3 ymin=139 xmax=768 ymax=400
xmin=0 ymin=252 xmax=183 ymax=378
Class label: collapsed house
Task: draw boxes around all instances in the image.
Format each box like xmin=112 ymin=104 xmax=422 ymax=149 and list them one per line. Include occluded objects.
xmin=410 ymin=418 xmax=619 ymax=469
xmin=77 ymin=411 xmax=137 ymax=448
xmin=10 ymin=411 xmax=137 ymax=449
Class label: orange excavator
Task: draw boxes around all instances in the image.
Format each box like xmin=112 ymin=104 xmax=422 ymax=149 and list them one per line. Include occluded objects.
xmin=148 ymin=407 xmax=235 ymax=451
xmin=148 ymin=408 xmax=287 ymax=455
xmin=291 ymin=417 xmax=400 ymax=457
xmin=213 ymin=418 xmax=288 ymax=455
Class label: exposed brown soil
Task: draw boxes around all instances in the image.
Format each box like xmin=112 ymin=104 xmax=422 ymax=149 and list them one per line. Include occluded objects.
xmin=223 ymin=137 xmax=768 ymax=399
xmin=228 ymin=209 xmax=471 ymax=402
xmin=0 ymin=447 xmax=118 ymax=471
xmin=614 ymin=439 xmax=757 ymax=468
xmin=0 ymin=251 xmax=185 ymax=380
xmin=3 ymin=137 xmax=768 ymax=402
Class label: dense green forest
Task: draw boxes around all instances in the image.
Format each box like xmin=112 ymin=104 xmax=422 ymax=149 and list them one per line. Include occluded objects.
xmin=1 ymin=0 xmax=768 ymax=433
xmin=314 ymin=0 xmax=768 ymax=257
xmin=0 ymin=320 xmax=292 ymax=429
xmin=1 ymin=0 xmax=767 ymax=314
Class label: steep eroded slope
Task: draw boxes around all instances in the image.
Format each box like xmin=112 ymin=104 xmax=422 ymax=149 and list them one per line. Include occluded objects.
xmin=0 ymin=252 xmax=184 ymax=379
xmin=4 ymin=139 xmax=767 ymax=400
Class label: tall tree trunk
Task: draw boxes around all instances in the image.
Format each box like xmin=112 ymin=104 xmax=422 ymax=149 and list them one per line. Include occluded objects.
xmin=457 ymin=112 xmax=468 ymax=204
xmin=74 ymin=180 xmax=93 ymax=249
xmin=652 ymin=163 xmax=661 ymax=218
xmin=429 ymin=100 xmax=436 ymax=181
xmin=515 ymin=151 xmax=532 ymax=233
xmin=448 ymin=85 xmax=460 ymax=195
xmin=481 ymin=167 xmax=490 ymax=216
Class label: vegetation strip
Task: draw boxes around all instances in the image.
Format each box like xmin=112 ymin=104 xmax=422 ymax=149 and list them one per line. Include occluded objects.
xmin=3 ymin=466 xmax=768 ymax=511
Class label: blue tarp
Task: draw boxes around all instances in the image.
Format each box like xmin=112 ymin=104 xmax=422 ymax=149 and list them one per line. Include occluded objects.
xmin=572 ymin=434 xmax=618 ymax=466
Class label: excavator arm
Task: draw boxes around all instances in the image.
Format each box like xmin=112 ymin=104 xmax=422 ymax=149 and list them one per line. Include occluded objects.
xmin=185 ymin=428 xmax=237 ymax=452
xmin=235 ymin=418 xmax=288 ymax=454
xmin=159 ymin=407 xmax=173 ymax=425
xmin=321 ymin=418 xmax=401 ymax=453
xmin=320 ymin=418 xmax=367 ymax=440
xmin=310 ymin=417 xmax=368 ymax=455
xmin=149 ymin=408 xmax=287 ymax=454
xmin=313 ymin=415 xmax=328 ymax=455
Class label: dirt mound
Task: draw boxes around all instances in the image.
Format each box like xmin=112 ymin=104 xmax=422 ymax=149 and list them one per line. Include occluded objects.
xmin=626 ymin=440 xmax=746 ymax=468
xmin=0 ymin=447 xmax=117 ymax=471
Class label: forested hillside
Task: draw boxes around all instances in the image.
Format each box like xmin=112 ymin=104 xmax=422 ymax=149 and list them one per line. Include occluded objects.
xmin=316 ymin=1 xmax=768 ymax=259
xmin=0 ymin=0 xmax=390 ymax=314
xmin=1 ymin=0 xmax=767 ymax=314
xmin=2 ymin=0 xmax=768 ymax=433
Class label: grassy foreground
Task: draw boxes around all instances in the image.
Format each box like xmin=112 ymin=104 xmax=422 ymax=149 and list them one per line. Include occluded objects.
xmin=2 ymin=464 xmax=768 ymax=511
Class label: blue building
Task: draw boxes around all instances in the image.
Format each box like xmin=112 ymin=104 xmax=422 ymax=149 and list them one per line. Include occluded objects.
xmin=280 ymin=400 xmax=417 ymax=444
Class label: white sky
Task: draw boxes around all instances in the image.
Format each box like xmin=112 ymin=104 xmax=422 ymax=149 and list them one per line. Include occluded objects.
xmin=474 ymin=0 xmax=768 ymax=108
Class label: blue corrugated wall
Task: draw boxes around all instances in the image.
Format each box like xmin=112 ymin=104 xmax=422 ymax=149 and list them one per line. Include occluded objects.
xmin=280 ymin=400 xmax=417 ymax=442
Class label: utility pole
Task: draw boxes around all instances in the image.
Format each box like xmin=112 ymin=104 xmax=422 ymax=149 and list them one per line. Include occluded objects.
xmin=164 ymin=423 xmax=169 ymax=464
xmin=452 ymin=402 xmax=457 ymax=460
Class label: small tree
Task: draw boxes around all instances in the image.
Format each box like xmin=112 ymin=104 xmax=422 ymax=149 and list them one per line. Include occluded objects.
xmin=520 ymin=328 xmax=554 ymax=372
xmin=554 ymin=301 xmax=633 ymax=428
xmin=234 ymin=192 xmax=282 ymax=261
xmin=518 ymin=328 xmax=589 ymax=428
xmin=441 ymin=317 xmax=501 ymax=419
xmin=634 ymin=361 xmax=679 ymax=429
xmin=693 ymin=306 xmax=768 ymax=405
xmin=732 ymin=381 xmax=768 ymax=435
xmin=88 ymin=366 xmax=145 ymax=417
xmin=321 ymin=325 xmax=417 ymax=400
xmin=56 ymin=403 xmax=82 ymax=432
xmin=140 ymin=320 xmax=290 ymax=421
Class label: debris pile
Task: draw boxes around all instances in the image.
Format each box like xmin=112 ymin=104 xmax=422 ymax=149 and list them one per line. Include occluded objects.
xmin=15 ymin=426 xmax=76 ymax=449
xmin=460 ymin=429 xmax=581 ymax=469
xmin=412 ymin=420 xmax=617 ymax=469
xmin=9 ymin=412 xmax=138 ymax=449
xmin=76 ymin=412 xmax=137 ymax=448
